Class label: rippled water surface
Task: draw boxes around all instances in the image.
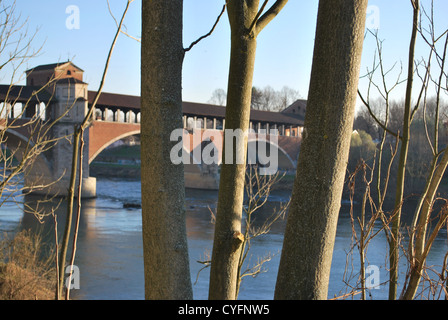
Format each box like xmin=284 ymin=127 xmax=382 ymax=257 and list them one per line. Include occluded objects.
xmin=1 ymin=178 xmax=447 ymax=300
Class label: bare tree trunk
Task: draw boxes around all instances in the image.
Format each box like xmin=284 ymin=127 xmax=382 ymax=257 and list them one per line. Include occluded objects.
xmin=208 ymin=2 xmax=259 ymax=301
xmin=274 ymin=0 xmax=368 ymax=300
xmin=389 ymin=0 xmax=419 ymax=300
xmin=402 ymin=147 xmax=448 ymax=299
xmin=402 ymin=19 xmax=448 ymax=300
xmin=58 ymin=1 xmax=134 ymax=299
xmin=140 ymin=0 xmax=193 ymax=300
xmin=208 ymin=0 xmax=288 ymax=300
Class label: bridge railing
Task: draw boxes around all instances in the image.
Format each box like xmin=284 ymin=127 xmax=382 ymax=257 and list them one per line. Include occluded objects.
xmin=182 ymin=115 xmax=303 ymax=138
xmin=92 ymin=106 xmax=303 ymax=138
xmin=94 ymin=107 xmax=141 ymax=124
xmin=1 ymin=102 xmax=47 ymax=121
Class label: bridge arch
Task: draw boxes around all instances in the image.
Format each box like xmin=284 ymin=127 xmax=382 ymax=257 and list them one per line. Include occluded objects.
xmin=1 ymin=128 xmax=53 ymax=179
xmin=89 ymin=129 xmax=204 ymax=174
xmin=247 ymin=138 xmax=296 ymax=171
xmin=183 ymin=145 xmax=203 ymax=174
xmin=88 ymin=129 xmax=140 ymax=164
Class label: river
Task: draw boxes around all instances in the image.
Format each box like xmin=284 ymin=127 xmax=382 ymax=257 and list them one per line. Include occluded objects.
xmin=0 ymin=177 xmax=447 ymax=300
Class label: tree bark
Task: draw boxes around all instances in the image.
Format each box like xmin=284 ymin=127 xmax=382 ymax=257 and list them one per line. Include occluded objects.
xmin=208 ymin=0 xmax=288 ymax=300
xmin=274 ymin=0 xmax=368 ymax=300
xmin=140 ymin=0 xmax=193 ymax=300
xmin=208 ymin=1 xmax=259 ymax=301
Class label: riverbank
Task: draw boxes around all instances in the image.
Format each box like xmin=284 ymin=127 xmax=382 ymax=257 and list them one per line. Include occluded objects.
xmin=90 ymin=162 xmax=296 ymax=191
xmin=90 ymin=162 xmax=141 ymax=178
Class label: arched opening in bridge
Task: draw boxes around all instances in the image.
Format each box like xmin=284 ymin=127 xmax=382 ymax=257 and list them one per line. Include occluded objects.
xmin=0 ymin=128 xmax=53 ymax=196
xmin=90 ymin=132 xmax=216 ymax=189
xmin=89 ymin=133 xmax=141 ymax=179
xmin=247 ymin=139 xmax=296 ymax=173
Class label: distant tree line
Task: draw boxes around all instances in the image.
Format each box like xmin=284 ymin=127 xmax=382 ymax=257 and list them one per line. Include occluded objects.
xmin=351 ymin=98 xmax=448 ymax=198
xmin=354 ymin=97 xmax=448 ymax=141
xmin=208 ymin=85 xmax=301 ymax=112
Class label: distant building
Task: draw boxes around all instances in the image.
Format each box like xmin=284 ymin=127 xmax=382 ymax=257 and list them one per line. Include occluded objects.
xmin=1 ymin=62 xmax=306 ymax=192
xmin=25 ymin=61 xmax=85 ymax=87
xmin=0 ymin=61 xmax=95 ymax=197
xmin=281 ymin=99 xmax=307 ymax=118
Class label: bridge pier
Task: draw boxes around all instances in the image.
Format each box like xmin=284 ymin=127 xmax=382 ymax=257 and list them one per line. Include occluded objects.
xmin=42 ymin=119 xmax=97 ymax=198
xmin=19 ymin=120 xmax=98 ymax=199
xmin=24 ymin=175 xmax=97 ymax=199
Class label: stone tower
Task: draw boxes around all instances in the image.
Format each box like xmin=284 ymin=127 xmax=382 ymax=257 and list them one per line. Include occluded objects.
xmin=25 ymin=62 xmax=96 ymax=198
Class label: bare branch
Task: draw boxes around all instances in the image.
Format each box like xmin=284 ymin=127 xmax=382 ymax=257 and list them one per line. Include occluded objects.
xmin=248 ymin=0 xmax=268 ymax=35
xmin=357 ymin=89 xmax=401 ymax=139
xmin=254 ymin=0 xmax=289 ymax=35
xmin=107 ymin=0 xmax=140 ymax=43
xmin=184 ymin=4 xmax=227 ymax=52
xmin=58 ymin=0 xmax=134 ymax=299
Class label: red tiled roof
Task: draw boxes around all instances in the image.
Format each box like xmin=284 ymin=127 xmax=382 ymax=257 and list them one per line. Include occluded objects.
xmin=0 ymin=84 xmax=304 ymax=126
xmin=0 ymin=85 xmax=54 ymax=103
xmin=25 ymin=61 xmax=84 ymax=73
xmin=281 ymin=99 xmax=307 ymax=113
xmin=88 ymin=91 xmax=140 ymax=109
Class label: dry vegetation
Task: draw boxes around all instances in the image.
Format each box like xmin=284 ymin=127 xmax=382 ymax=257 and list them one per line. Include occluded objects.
xmin=0 ymin=230 xmax=56 ymax=300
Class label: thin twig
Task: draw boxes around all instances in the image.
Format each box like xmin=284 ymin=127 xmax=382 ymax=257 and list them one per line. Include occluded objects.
xmin=65 ymin=132 xmax=84 ymax=300
xmin=107 ymin=0 xmax=140 ymax=43
xmin=57 ymin=0 xmax=133 ymax=299
xmin=357 ymin=90 xmax=401 ymax=139
xmin=53 ymin=212 xmax=59 ymax=300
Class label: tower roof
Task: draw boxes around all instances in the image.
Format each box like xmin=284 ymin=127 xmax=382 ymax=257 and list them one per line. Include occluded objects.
xmin=25 ymin=61 xmax=84 ymax=73
xmin=281 ymin=99 xmax=307 ymax=114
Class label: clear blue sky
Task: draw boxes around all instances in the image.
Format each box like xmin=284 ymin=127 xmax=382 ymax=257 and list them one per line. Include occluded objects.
xmin=4 ymin=0 xmax=448 ymax=109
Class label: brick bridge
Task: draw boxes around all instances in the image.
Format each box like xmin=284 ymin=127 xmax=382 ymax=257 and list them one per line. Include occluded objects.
xmin=1 ymin=62 xmax=304 ymax=196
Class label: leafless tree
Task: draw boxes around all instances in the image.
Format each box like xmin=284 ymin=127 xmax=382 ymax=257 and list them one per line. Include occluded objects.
xmin=196 ymin=165 xmax=289 ymax=299
xmin=235 ymin=166 xmax=289 ymax=298
xmin=0 ymin=0 xmax=74 ymax=205
xmin=208 ymin=88 xmax=227 ymax=106
xmin=209 ymin=0 xmax=289 ymax=300
xmin=358 ymin=0 xmax=448 ymax=300
xmin=60 ymin=0 xmax=135 ymax=300
xmin=274 ymin=0 xmax=368 ymax=300
xmin=251 ymin=85 xmax=300 ymax=111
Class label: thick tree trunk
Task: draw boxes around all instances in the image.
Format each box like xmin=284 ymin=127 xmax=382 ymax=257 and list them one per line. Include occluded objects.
xmin=274 ymin=0 xmax=368 ymax=300
xmin=208 ymin=0 xmax=288 ymax=300
xmin=208 ymin=1 xmax=259 ymax=300
xmin=140 ymin=0 xmax=193 ymax=300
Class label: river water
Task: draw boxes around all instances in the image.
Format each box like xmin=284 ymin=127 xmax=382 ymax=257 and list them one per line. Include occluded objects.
xmin=0 ymin=177 xmax=447 ymax=300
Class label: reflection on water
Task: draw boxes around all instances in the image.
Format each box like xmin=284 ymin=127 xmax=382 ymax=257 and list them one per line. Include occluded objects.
xmin=0 ymin=178 xmax=447 ymax=300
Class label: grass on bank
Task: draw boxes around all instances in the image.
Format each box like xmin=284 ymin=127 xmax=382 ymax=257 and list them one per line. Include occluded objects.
xmin=0 ymin=230 xmax=56 ymax=300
